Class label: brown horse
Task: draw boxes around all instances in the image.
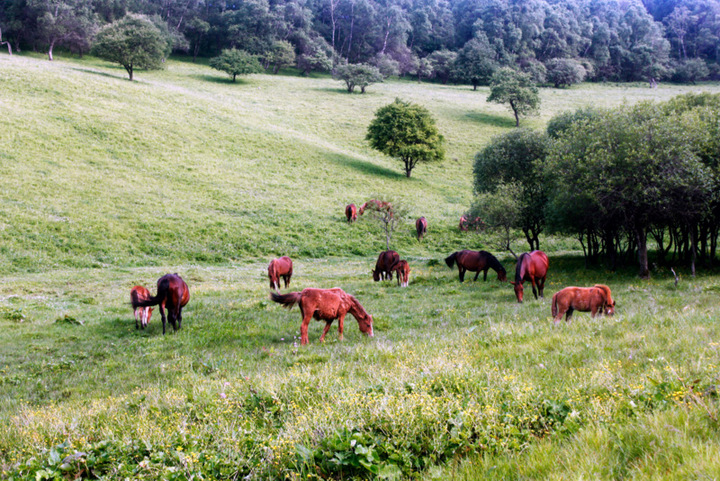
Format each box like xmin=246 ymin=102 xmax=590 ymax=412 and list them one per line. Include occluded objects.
xmin=345 ymin=204 xmax=357 ymax=222
xmin=268 ymin=256 xmax=293 ymax=292
xmin=551 ymin=284 xmax=615 ymax=324
xmin=391 ymin=259 xmax=410 ymax=287
xmin=373 ymin=250 xmax=399 ymax=281
xmin=359 ymin=199 xmax=392 ymax=216
xmin=416 ymin=217 xmax=427 ymax=240
xmin=130 ymin=285 xmax=153 ymax=329
xmin=132 ymin=273 xmax=190 ymax=334
xmin=511 ymin=251 xmax=549 ymax=302
xmin=270 ymin=288 xmax=374 ymax=345
xmin=445 ymin=250 xmax=507 ymax=282
xmin=459 ymin=215 xmax=482 ymax=231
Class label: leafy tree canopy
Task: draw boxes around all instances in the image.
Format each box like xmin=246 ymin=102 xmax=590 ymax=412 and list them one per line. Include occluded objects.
xmin=209 ymin=48 xmax=263 ymax=82
xmin=333 ymin=63 xmax=384 ymax=93
xmin=487 ymin=67 xmax=540 ymax=127
xmin=366 ymin=98 xmax=444 ymax=178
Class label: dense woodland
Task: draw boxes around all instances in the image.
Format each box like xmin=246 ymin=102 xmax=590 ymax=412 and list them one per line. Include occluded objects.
xmin=3 ymin=0 xmax=720 ymax=83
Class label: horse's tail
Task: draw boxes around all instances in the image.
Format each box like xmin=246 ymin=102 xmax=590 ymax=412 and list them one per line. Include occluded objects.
xmin=551 ymin=291 xmax=559 ymax=318
xmin=270 ymin=291 xmax=302 ymax=309
xmin=445 ymin=252 xmax=457 ymax=268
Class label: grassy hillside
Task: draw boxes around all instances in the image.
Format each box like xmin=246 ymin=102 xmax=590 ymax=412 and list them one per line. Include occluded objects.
xmin=2 ymin=53 xmax=720 ymax=480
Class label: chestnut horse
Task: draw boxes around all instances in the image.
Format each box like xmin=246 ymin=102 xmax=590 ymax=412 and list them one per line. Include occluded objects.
xmin=551 ymin=284 xmax=615 ymax=324
xmin=445 ymin=250 xmax=507 ymax=282
xmin=373 ymin=250 xmax=399 ymax=281
xmin=268 ymin=256 xmax=293 ymax=292
xmin=391 ymin=259 xmax=410 ymax=287
xmin=132 ymin=273 xmax=190 ymax=334
xmin=345 ymin=204 xmax=357 ymax=222
xmin=130 ymin=285 xmax=153 ymax=329
xmin=416 ymin=217 xmax=427 ymax=240
xmin=270 ymin=288 xmax=374 ymax=345
xmin=511 ymin=251 xmax=549 ymax=302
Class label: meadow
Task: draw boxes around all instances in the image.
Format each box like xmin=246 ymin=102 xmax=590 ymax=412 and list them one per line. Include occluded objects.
xmin=1 ymin=53 xmax=720 ymax=479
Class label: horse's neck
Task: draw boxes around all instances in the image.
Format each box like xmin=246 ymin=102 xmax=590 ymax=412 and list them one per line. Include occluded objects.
xmin=348 ymin=299 xmax=366 ymax=321
xmin=516 ymin=256 xmax=527 ymax=282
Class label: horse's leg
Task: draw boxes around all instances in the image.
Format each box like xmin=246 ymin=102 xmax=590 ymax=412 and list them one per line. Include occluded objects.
xmin=483 ymin=269 xmax=488 ymax=281
xmin=135 ymin=309 xmax=139 ymax=329
xmin=553 ymin=308 xmax=563 ymax=326
xmin=338 ymin=314 xmax=345 ymax=340
xmin=176 ymin=307 xmax=183 ymax=330
xmin=538 ymin=276 xmax=546 ymax=298
xmin=300 ymin=312 xmax=311 ymax=345
xmin=320 ymin=321 xmax=333 ymax=342
xmin=459 ymin=267 xmax=465 ymax=282
xmin=473 ymin=270 xmax=480 ymax=281
xmin=531 ymin=277 xmax=539 ymax=300
xmin=565 ymin=308 xmax=574 ymax=323
xmin=159 ymin=304 xmax=167 ymax=335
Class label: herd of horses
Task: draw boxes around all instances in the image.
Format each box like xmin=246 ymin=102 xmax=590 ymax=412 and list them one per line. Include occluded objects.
xmin=131 ymin=213 xmax=615 ymax=342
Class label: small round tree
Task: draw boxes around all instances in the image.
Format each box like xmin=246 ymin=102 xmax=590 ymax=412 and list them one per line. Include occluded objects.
xmin=545 ymin=58 xmax=586 ymax=88
xmin=91 ymin=14 xmax=170 ymax=81
xmin=209 ymin=48 xmax=262 ymax=82
xmin=366 ymin=98 xmax=445 ymax=178
xmin=487 ymin=67 xmax=540 ymax=127
xmin=333 ymin=63 xmax=384 ymax=93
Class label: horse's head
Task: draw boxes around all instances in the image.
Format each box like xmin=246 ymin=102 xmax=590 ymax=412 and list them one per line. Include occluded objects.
xmin=358 ymin=313 xmax=374 ymax=337
xmin=372 ymin=269 xmax=380 ymax=282
xmin=510 ymin=281 xmax=524 ymax=303
xmin=497 ymin=268 xmax=507 ymax=282
xmin=604 ymin=300 xmax=616 ymax=316
xmin=141 ymin=306 xmax=153 ymax=327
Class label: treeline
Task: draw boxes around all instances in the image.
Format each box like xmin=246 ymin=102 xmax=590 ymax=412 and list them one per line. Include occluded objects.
xmin=2 ymin=0 xmax=720 ymax=84
xmin=469 ymin=93 xmax=720 ymax=278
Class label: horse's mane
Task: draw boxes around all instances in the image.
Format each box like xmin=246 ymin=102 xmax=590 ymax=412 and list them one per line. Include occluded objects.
xmin=347 ymin=294 xmax=369 ymax=320
xmin=480 ymin=251 xmax=505 ymax=274
xmin=593 ymin=284 xmax=613 ymax=303
xmin=515 ymin=253 xmax=529 ymax=283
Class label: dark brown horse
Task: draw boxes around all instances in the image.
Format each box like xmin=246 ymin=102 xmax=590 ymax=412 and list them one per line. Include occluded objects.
xmin=268 ymin=256 xmax=293 ymax=292
xmin=132 ymin=274 xmax=190 ymax=334
xmin=130 ymin=285 xmax=153 ymax=329
xmin=416 ymin=217 xmax=427 ymax=240
xmin=445 ymin=250 xmax=507 ymax=282
xmin=551 ymin=284 xmax=615 ymax=324
xmin=345 ymin=204 xmax=357 ymax=222
xmin=511 ymin=251 xmax=549 ymax=302
xmin=373 ymin=250 xmax=399 ymax=281
xmin=391 ymin=259 xmax=410 ymax=287
xmin=270 ymin=288 xmax=374 ymax=345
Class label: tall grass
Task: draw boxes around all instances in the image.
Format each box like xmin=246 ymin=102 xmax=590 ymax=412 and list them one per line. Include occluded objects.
xmin=1 ymin=53 xmax=720 ymax=479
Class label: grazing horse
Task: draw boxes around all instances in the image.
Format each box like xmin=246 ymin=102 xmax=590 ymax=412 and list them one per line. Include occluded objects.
xmin=268 ymin=256 xmax=293 ymax=292
xmin=359 ymin=199 xmax=392 ymax=216
xmin=373 ymin=250 xmax=400 ymax=281
xmin=511 ymin=251 xmax=549 ymax=302
xmin=416 ymin=217 xmax=427 ymax=240
xmin=270 ymin=288 xmax=374 ymax=345
xmin=345 ymin=204 xmax=357 ymax=222
xmin=391 ymin=259 xmax=410 ymax=287
xmin=459 ymin=215 xmax=482 ymax=231
xmin=551 ymin=284 xmax=615 ymax=324
xmin=132 ymin=273 xmax=190 ymax=334
xmin=130 ymin=285 xmax=153 ymax=329
xmin=445 ymin=250 xmax=507 ymax=282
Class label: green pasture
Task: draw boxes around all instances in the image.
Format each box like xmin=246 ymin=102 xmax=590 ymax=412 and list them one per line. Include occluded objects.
xmin=2 ymin=53 xmax=720 ymax=479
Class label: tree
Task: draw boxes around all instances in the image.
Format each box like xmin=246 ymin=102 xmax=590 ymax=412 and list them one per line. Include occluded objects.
xmin=184 ymin=17 xmax=209 ymax=62
xmin=473 ymin=128 xmax=549 ymax=250
xmin=466 ymin=182 xmax=522 ymax=259
xmin=671 ymin=58 xmax=710 ymax=84
xmin=427 ymin=49 xmax=457 ymax=84
xmin=366 ymin=98 xmax=444 ymax=178
xmin=358 ymin=199 xmax=403 ymax=251
xmin=92 ymin=14 xmax=170 ymax=81
xmin=30 ymin=0 xmax=97 ymax=61
xmin=487 ymin=67 xmax=540 ymax=127
xmin=209 ymin=48 xmax=263 ymax=82
xmin=333 ymin=63 xmax=383 ymax=93
xmin=545 ymin=58 xmax=586 ymax=88
xmin=371 ymin=53 xmax=400 ymax=78
xmin=264 ymin=40 xmax=296 ymax=74
xmin=453 ymin=34 xmax=498 ymax=90
xmin=0 ymin=27 xmax=12 ymax=55
xmin=295 ymin=34 xmax=333 ymax=75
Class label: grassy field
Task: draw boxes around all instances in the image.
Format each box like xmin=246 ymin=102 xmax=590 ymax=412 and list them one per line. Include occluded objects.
xmin=2 ymin=52 xmax=720 ymax=479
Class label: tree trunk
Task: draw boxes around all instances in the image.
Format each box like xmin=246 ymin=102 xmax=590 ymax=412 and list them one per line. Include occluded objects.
xmin=690 ymin=225 xmax=697 ymax=277
xmin=47 ymin=39 xmax=55 ymax=61
xmin=636 ymin=225 xmax=650 ymax=279
xmin=510 ymin=100 xmax=520 ymax=126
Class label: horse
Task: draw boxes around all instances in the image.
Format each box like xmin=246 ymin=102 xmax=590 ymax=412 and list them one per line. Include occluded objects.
xmin=373 ymin=250 xmax=399 ymax=281
xmin=459 ymin=215 xmax=482 ymax=231
xmin=551 ymin=284 xmax=615 ymax=324
xmin=416 ymin=217 xmax=427 ymax=240
xmin=345 ymin=204 xmax=357 ymax=222
xmin=130 ymin=285 xmax=153 ymax=329
xmin=131 ymin=273 xmax=190 ymax=334
xmin=444 ymin=250 xmax=507 ymax=282
xmin=268 ymin=256 xmax=293 ymax=292
xmin=270 ymin=288 xmax=374 ymax=345
xmin=359 ymin=199 xmax=392 ymax=216
xmin=510 ymin=251 xmax=549 ymax=303
xmin=391 ymin=259 xmax=410 ymax=287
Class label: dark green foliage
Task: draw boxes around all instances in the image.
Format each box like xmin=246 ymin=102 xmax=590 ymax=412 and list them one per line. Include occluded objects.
xmin=366 ymin=98 xmax=445 ymax=177
xmin=473 ymin=129 xmax=550 ymax=250
xmin=209 ymin=48 xmax=263 ymax=82
xmin=671 ymin=58 xmax=710 ymax=84
xmin=91 ymin=14 xmax=170 ymax=81
xmin=333 ymin=63 xmax=384 ymax=93
xmin=263 ymin=40 xmax=296 ymax=74
xmin=453 ymin=34 xmax=498 ymax=90
xmin=487 ymin=68 xmax=540 ymax=127
xmin=546 ymin=107 xmax=603 ymax=139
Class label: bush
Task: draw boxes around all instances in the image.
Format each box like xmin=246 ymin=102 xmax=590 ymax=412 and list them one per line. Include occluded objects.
xmin=545 ymin=58 xmax=586 ymax=88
